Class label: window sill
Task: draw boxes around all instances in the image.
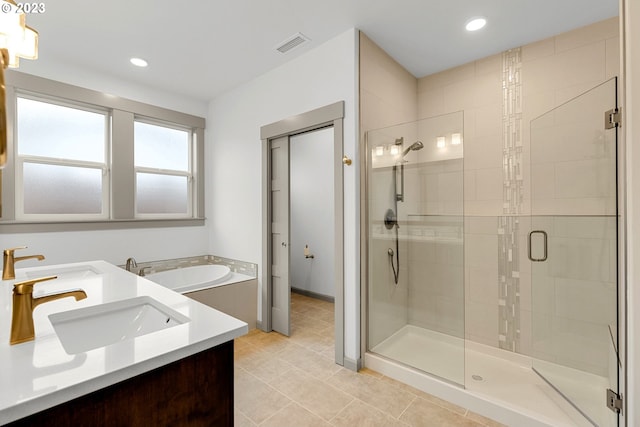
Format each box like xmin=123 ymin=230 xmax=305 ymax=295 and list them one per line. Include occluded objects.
xmin=0 ymin=218 xmax=206 ymax=233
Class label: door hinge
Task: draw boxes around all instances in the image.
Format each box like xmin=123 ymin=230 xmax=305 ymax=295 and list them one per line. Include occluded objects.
xmin=605 ymin=108 xmax=621 ymax=129
xmin=607 ymin=389 xmax=622 ymax=414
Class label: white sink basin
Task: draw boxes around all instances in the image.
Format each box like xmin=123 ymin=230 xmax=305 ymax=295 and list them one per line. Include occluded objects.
xmin=26 ymin=265 xmax=101 ymax=280
xmin=49 ymin=296 xmax=190 ymax=354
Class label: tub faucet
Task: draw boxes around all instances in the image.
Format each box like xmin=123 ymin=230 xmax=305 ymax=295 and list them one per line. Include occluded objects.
xmin=2 ymin=246 xmax=45 ymax=280
xmin=10 ymin=275 xmax=87 ymax=345
xmin=125 ymin=257 xmax=138 ymax=272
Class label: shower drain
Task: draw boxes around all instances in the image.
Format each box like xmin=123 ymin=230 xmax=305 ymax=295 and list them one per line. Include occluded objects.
xmin=471 ymin=374 xmax=484 ymax=381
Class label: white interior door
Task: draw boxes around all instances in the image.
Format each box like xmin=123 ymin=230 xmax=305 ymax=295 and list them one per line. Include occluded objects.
xmin=270 ymin=136 xmax=290 ymax=336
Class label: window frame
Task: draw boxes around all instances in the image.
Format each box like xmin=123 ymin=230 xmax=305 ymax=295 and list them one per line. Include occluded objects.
xmin=14 ymin=92 xmax=112 ymax=221
xmin=0 ymin=71 xmax=206 ymax=231
xmin=133 ymin=116 xmax=195 ymax=219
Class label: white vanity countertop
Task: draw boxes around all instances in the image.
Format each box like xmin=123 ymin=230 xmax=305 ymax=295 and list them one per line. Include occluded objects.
xmin=0 ymin=260 xmax=248 ymax=425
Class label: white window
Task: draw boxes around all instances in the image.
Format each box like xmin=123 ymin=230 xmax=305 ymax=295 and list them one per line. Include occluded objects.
xmin=134 ymin=120 xmax=193 ymax=217
xmin=15 ymin=95 xmax=109 ymax=220
xmin=1 ymin=73 xmax=205 ymax=229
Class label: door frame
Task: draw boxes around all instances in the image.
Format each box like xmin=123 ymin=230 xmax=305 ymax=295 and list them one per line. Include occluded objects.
xmin=260 ymin=101 xmax=345 ymax=366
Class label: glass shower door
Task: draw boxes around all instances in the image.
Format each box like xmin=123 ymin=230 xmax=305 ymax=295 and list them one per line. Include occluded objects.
xmin=530 ymin=78 xmax=619 ymax=427
xmin=366 ymin=113 xmax=465 ymax=386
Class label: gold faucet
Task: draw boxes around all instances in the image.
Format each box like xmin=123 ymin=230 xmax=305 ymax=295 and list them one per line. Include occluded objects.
xmin=2 ymin=246 xmax=45 ymax=280
xmin=10 ymin=275 xmax=87 ymax=345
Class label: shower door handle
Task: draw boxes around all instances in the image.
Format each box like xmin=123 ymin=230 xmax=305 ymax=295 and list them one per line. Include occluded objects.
xmin=528 ymin=230 xmax=548 ymax=262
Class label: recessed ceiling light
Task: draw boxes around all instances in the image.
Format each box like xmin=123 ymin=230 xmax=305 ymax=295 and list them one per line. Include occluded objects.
xmin=130 ymin=57 xmax=148 ymax=67
xmin=465 ymin=17 xmax=487 ymax=32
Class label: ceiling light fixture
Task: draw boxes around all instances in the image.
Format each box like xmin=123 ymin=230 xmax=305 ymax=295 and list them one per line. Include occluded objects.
xmin=0 ymin=0 xmax=39 ymax=68
xmin=130 ymin=57 xmax=148 ymax=67
xmin=465 ymin=17 xmax=487 ymax=32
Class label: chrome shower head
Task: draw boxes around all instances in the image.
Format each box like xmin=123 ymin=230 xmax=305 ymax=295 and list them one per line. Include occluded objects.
xmin=401 ymin=140 xmax=424 ymax=157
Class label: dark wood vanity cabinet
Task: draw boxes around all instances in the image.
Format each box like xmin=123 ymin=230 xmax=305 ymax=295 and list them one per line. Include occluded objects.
xmin=7 ymin=340 xmax=234 ymax=427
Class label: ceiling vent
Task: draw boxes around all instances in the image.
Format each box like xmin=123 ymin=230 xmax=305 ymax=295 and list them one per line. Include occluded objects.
xmin=275 ymin=32 xmax=310 ymax=54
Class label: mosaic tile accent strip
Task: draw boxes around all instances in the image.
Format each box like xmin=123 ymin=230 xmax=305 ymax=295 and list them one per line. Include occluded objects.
xmin=498 ymin=48 xmax=523 ymax=352
xmin=497 ymin=217 xmax=521 ymax=352
xmin=502 ymin=48 xmax=523 ymax=215
xmin=119 ymin=255 xmax=257 ymax=278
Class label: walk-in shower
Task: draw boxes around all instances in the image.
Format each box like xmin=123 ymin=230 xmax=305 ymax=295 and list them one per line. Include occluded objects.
xmin=365 ymin=78 xmax=620 ymax=427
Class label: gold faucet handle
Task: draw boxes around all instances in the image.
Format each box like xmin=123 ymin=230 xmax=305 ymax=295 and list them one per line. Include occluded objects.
xmin=13 ymin=275 xmax=58 ymax=294
xmin=4 ymin=246 xmax=27 ymax=256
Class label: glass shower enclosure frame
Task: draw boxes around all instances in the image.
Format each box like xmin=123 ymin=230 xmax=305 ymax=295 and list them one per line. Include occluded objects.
xmin=529 ymin=77 xmax=620 ymax=427
xmin=365 ymin=112 xmax=465 ymax=386
xmin=364 ymin=78 xmax=620 ymax=427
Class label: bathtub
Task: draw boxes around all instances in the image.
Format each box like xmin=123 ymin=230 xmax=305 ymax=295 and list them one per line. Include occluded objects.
xmin=146 ymin=264 xmax=257 ymax=329
xmin=146 ymin=264 xmax=233 ymax=293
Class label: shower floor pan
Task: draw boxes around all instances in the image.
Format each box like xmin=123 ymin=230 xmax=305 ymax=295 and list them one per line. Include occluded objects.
xmin=369 ymin=325 xmax=607 ymax=427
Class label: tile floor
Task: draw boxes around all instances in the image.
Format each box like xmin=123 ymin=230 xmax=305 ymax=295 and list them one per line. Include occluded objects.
xmin=234 ymin=293 xmax=506 ymax=427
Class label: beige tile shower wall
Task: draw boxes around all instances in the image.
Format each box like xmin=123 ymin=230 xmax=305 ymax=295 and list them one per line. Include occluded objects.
xmin=416 ymin=18 xmax=619 ymax=354
xmin=360 ymin=33 xmax=418 ymax=133
xmin=464 ymin=217 xmax=499 ymax=347
xmin=522 ymin=17 xmax=619 ymax=217
xmin=419 ymin=55 xmax=504 ymax=217
xmin=530 ymin=216 xmax=617 ymax=376
xmin=360 ymin=33 xmax=418 ymax=346
xmin=417 ymin=17 xmax=619 ymax=218
xmin=408 ymin=217 xmax=464 ymax=339
xmin=418 ymin=54 xmax=506 ymax=349
xmin=462 ymin=215 xmax=535 ymax=351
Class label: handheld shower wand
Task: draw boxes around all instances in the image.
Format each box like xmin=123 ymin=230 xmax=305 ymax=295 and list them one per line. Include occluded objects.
xmin=396 ymin=140 xmax=424 ymax=202
xmin=401 ymin=140 xmax=424 ymax=157
xmin=386 ymin=138 xmax=424 ymax=284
